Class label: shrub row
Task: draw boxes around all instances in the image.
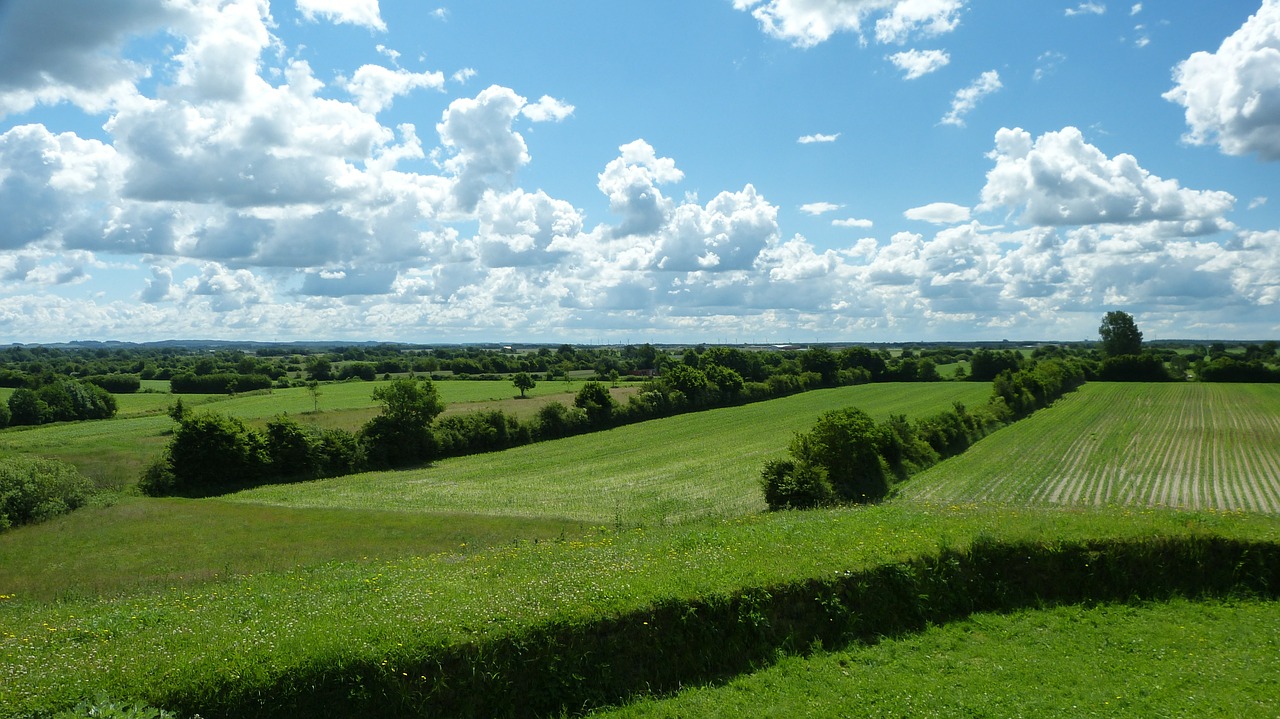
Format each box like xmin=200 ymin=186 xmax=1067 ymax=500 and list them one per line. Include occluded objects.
xmin=2 ymin=380 xmax=117 ymax=429
xmin=765 ymin=359 xmax=1086 ymax=510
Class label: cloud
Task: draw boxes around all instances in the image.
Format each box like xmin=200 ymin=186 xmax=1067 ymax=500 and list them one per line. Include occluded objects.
xmin=979 ymin=126 xmax=1236 ymax=230
xmin=1034 ymin=51 xmax=1067 ymax=81
xmin=940 ymin=70 xmax=1001 ymax=126
xmin=888 ymin=49 xmax=950 ymax=79
xmin=438 ymin=85 xmax=534 ymax=213
xmin=1065 ymin=2 xmax=1106 ymax=17
xmin=520 ymin=96 xmax=575 ymax=122
xmin=800 ymin=202 xmax=843 ymax=215
xmin=1249 ymin=196 xmax=1268 ymax=210
xmin=798 ymin=132 xmax=841 ymax=143
xmin=452 ymin=68 xmax=478 ymax=84
xmin=732 ymin=0 xmax=966 ymax=48
xmin=597 ymin=139 xmax=685 ymax=238
xmin=296 ymin=0 xmax=386 ymax=31
xmin=0 ymin=0 xmax=175 ymax=117
xmin=344 ymin=65 xmax=445 ymax=113
xmin=905 ymin=202 xmax=971 ymax=223
xmin=1164 ymin=0 xmax=1280 ymax=161
xmin=1131 ymin=3 xmax=1142 ymax=14
xmin=834 ymin=217 xmax=874 ymax=228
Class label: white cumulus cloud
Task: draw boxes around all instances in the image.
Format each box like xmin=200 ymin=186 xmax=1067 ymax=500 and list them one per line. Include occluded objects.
xmin=800 ymin=202 xmax=843 ymax=215
xmin=732 ymin=0 xmax=966 ymax=48
xmin=1164 ymin=0 xmax=1280 ymax=161
xmin=798 ymin=132 xmax=841 ymax=143
xmin=1065 ymin=2 xmax=1106 ymax=17
xmin=296 ymin=0 xmax=386 ymax=31
xmin=520 ymin=96 xmax=575 ymax=122
xmin=905 ymin=202 xmax=971 ymax=224
xmin=888 ymin=49 xmax=950 ymax=79
xmin=979 ymin=126 xmax=1236 ymax=230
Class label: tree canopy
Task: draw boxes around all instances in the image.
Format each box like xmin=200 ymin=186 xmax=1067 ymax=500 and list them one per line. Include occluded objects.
xmin=1099 ymin=311 xmax=1143 ymax=357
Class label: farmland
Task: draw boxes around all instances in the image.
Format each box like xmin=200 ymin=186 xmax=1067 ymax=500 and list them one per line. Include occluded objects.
xmin=900 ymin=383 xmax=1280 ymax=512
xmin=226 ymin=382 xmax=993 ymax=526
xmin=2 ymin=373 xmax=1280 ymax=717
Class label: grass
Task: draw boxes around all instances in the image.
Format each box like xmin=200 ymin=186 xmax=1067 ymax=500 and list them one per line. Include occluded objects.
xmin=900 ymin=383 xmax=1280 ymax=512
xmin=0 ymin=380 xmax=635 ymax=491
xmin=587 ymin=597 xmax=1280 ymax=718
xmin=2 ymin=503 xmax=1277 ymax=717
xmin=226 ymin=383 xmax=992 ymax=526
xmin=0 ymin=497 xmax=587 ymax=602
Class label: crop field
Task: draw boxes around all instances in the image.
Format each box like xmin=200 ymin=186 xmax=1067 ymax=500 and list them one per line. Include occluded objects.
xmin=227 ymin=382 xmax=992 ymax=526
xmin=901 ymin=383 xmax=1280 ymax=512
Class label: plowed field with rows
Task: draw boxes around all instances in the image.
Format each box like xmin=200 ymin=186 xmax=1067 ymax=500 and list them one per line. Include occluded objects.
xmin=901 ymin=383 xmax=1280 ymax=512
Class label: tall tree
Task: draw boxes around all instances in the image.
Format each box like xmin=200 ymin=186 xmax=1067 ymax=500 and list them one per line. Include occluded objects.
xmin=1099 ymin=311 xmax=1143 ymax=357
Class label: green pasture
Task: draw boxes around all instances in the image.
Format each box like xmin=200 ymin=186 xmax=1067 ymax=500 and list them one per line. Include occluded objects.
xmin=227 ymin=383 xmax=992 ymax=526
xmin=0 ymin=379 xmax=627 ymax=490
xmin=901 ymin=382 xmax=1280 ymax=512
xmin=2 ymin=503 xmax=1277 ymax=717
xmin=589 ymin=598 xmax=1280 ymax=718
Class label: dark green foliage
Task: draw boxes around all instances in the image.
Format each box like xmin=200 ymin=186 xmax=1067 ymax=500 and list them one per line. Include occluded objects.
xmin=1099 ymin=310 xmax=1143 ymax=357
xmin=163 ymin=413 xmax=268 ymax=493
xmin=704 ymin=363 xmax=744 ymax=399
xmin=0 ymin=400 xmax=8 ymax=428
xmin=11 ymin=388 xmax=53 ymax=426
xmin=338 ymin=363 xmax=377 ymax=381
xmin=1098 ymin=353 xmax=1175 ymax=382
xmin=435 ymin=410 xmax=532 ymax=457
xmin=839 ymin=346 xmax=888 ymax=381
xmin=52 ymin=697 xmax=180 ymax=718
xmin=6 ymin=380 xmax=117 ymax=426
xmin=512 ymin=372 xmax=536 ymax=397
xmin=85 ymin=374 xmax=142 ymax=394
xmin=574 ymin=381 xmax=617 ymax=427
xmin=787 ymin=408 xmax=888 ymax=504
xmin=760 ymin=458 xmax=835 ymax=509
xmin=359 ymin=378 xmax=445 ymax=469
xmin=169 ymin=372 xmax=273 ymax=394
xmin=1197 ymin=357 xmax=1280 ymax=382
xmin=969 ymin=349 xmax=1023 ymax=381
xmin=799 ymin=347 xmax=840 ymax=385
xmin=37 ymin=380 xmax=117 ymax=422
xmin=533 ymin=401 xmax=587 ymax=440
xmin=660 ymin=365 xmax=710 ymax=406
xmin=265 ymin=416 xmax=321 ymax=479
xmin=0 ymin=456 xmax=95 ymax=530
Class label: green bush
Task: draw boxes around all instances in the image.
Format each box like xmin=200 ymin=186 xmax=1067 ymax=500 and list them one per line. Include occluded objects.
xmin=0 ymin=456 xmax=95 ymax=530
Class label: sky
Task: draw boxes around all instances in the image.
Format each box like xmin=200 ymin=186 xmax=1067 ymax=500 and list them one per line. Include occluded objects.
xmin=0 ymin=0 xmax=1277 ymax=344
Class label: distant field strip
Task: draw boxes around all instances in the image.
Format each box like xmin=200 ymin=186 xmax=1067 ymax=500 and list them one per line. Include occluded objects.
xmin=229 ymin=383 xmax=991 ymax=526
xmin=902 ymin=383 xmax=1280 ymax=512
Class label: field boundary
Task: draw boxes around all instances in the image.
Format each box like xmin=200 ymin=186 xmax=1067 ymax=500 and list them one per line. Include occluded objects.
xmin=149 ymin=535 xmax=1280 ymax=719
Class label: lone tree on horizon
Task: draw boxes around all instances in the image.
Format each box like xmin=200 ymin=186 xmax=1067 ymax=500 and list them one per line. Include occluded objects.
xmin=1099 ymin=311 xmax=1143 ymax=357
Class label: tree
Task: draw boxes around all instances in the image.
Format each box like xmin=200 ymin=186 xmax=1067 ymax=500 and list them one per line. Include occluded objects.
xmin=789 ymin=407 xmax=888 ymax=503
xmin=574 ymin=381 xmax=616 ymax=426
xmin=512 ymin=372 xmax=536 ymax=398
xmin=360 ymin=378 xmax=445 ymax=468
xmin=1099 ymin=311 xmax=1143 ymax=357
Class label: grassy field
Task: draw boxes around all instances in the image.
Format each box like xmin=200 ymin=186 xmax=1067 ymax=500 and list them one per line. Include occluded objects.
xmin=0 ymin=379 xmax=632 ymax=491
xmin=2 ymin=503 xmax=1277 ymax=717
xmin=900 ymin=383 xmax=1280 ymax=512
xmin=226 ymin=383 xmax=992 ymax=526
xmin=587 ymin=598 xmax=1280 ymax=718
xmin=4 ymin=380 xmax=1280 ymax=717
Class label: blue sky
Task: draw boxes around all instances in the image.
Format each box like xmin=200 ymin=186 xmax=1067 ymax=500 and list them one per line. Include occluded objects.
xmin=0 ymin=0 xmax=1277 ymax=343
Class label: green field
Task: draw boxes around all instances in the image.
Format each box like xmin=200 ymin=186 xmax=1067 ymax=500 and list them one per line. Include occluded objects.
xmin=4 ymin=379 xmax=1280 ymax=717
xmin=226 ymin=383 xmax=992 ymax=526
xmin=588 ymin=598 xmax=1280 ymax=718
xmin=0 ymin=379 xmax=630 ymax=491
xmin=901 ymin=383 xmax=1280 ymax=512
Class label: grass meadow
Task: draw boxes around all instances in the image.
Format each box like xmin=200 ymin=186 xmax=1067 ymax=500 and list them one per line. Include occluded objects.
xmin=2 ymin=379 xmax=1280 ymax=717
xmin=225 ymin=383 xmax=992 ymax=526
